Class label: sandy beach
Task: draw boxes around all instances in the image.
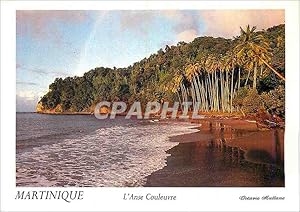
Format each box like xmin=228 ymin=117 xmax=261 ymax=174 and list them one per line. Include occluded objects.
xmin=145 ymin=118 xmax=284 ymax=187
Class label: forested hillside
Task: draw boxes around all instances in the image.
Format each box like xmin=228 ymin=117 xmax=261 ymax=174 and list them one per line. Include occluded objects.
xmin=37 ymin=24 xmax=285 ymax=118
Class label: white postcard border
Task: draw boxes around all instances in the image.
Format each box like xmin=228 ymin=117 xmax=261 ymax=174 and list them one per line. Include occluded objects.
xmin=1 ymin=1 xmax=299 ymax=212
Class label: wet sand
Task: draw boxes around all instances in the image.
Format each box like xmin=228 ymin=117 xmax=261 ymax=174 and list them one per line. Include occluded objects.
xmin=145 ymin=119 xmax=284 ymax=187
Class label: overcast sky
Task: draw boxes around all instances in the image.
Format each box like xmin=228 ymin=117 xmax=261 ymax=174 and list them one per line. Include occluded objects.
xmin=16 ymin=10 xmax=284 ymax=112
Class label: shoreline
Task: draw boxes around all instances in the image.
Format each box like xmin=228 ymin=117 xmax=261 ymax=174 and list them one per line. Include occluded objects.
xmin=35 ymin=111 xmax=285 ymax=129
xmin=21 ymin=112 xmax=285 ymax=186
xmin=35 ymin=111 xmax=93 ymax=115
xmin=145 ymin=118 xmax=284 ymax=187
xmin=17 ymin=113 xmax=284 ymax=186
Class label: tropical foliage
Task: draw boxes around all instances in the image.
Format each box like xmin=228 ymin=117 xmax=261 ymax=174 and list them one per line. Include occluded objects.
xmin=38 ymin=24 xmax=285 ymax=118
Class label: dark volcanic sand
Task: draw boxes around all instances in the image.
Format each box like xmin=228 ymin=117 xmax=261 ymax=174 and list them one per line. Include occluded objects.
xmin=145 ymin=119 xmax=284 ymax=187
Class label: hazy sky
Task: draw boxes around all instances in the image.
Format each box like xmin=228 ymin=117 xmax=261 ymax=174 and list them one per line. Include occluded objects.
xmin=16 ymin=10 xmax=284 ymax=112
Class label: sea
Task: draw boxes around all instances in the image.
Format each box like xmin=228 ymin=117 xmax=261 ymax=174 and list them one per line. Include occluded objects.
xmin=16 ymin=113 xmax=198 ymax=187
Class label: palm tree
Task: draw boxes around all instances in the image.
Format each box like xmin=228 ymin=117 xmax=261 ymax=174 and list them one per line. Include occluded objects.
xmin=184 ymin=63 xmax=202 ymax=109
xmin=224 ymin=51 xmax=238 ymax=112
xmin=235 ymin=25 xmax=285 ymax=90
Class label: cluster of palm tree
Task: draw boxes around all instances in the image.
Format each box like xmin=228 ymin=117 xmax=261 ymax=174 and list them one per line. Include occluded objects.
xmin=170 ymin=25 xmax=285 ymax=113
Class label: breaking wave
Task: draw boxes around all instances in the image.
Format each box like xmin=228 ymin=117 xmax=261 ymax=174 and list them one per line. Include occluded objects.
xmin=16 ymin=120 xmax=198 ymax=187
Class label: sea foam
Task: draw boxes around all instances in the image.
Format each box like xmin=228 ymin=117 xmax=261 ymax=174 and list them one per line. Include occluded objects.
xmin=16 ymin=121 xmax=198 ymax=187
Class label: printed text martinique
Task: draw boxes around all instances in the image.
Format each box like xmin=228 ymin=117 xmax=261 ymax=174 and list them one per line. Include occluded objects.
xmin=15 ymin=190 xmax=84 ymax=203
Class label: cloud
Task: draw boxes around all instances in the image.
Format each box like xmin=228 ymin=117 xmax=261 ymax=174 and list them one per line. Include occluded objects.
xmin=119 ymin=11 xmax=156 ymax=35
xmin=200 ymin=10 xmax=285 ymax=38
xmin=16 ymin=90 xmax=48 ymax=112
xmin=118 ymin=10 xmax=202 ymax=41
xmin=17 ymin=90 xmax=36 ymax=101
xmin=16 ymin=96 xmax=37 ymax=112
xmin=162 ymin=10 xmax=182 ymax=19
xmin=162 ymin=11 xmax=202 ymax=43
xmin=176 ymin=29 xmax=198 ymax=42
xmin=172 ymin=14 xmax=199 ymax=34
xmin=17 ymin=64 xmax=68 ymax=77
xmin=17 ymin=81 xmax=38 ymax=86
xmin=29 ymin=68 xmax=68 ymax=77
xmin=17 ymin=10 xmax=89 ymax=40
xmin=16 ymin=92 xmax=39 ymax=112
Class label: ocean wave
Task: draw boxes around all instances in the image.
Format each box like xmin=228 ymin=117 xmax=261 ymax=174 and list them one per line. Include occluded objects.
xmin=16 ymin=121 xmax=198 ymax=187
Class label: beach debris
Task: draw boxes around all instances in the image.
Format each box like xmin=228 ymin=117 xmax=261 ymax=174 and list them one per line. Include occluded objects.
xmin=264 ymin=119 xmax=278 ymax=128
xmin=245 ymin=120 xmax=257 ymax=123
xmin=149 ymin=119 xmax=159 ymax=123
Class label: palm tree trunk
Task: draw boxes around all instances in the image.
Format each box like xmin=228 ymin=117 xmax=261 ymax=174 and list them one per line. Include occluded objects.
xmin=230 ymin=68 xmax=234 ymax=113
xmin=259 ymin=56 xmax=285 ymax=81
xmin=201 ymin=75 xmax=208 ymax=112
xmin=190 ymin=83 xmax=196 ymax=108
xmin=225 ymin=71 xmax=230 ymax=112
xmin=213 ymin=72 xmax=217 ymax=111
xmin=245 ymin=69 xmax=251 ymax=87
xmin=180 ymin=83 xmax=188 ymax=110
xmin=179 ymin=84 xmax=184 ymax=111
xmin=253 ymin=62 xmax=258 ymax=90
xmin=238 ymin=67 xmax=241 ymax=91
xmin=215 ymin=71 xmax=220 ymax=112
xmin=220 ymin=71 xmax=224 ymax=112
xmin=207 ymin=73 xmax=213 ymax=110
xmin=193 ymin=76 xmax=201 ymax=105
xmin=176 ymin=90 xmax=182 ymax=107
xmin=196 ymin=75 xmax=203 ymax=110
xmin=182 ymin=83 xmax=188 ymax=103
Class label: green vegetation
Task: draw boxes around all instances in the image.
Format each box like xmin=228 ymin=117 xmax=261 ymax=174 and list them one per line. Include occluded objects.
xmin=38 ymin=24 xmax=285 ymax=118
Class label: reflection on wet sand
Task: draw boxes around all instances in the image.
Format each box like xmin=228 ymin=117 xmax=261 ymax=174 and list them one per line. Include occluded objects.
xmin=145 ymin=120 xmax=284 ymax=187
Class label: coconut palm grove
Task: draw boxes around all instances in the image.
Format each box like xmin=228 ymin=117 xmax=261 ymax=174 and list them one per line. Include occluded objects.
xmin=37 ymin=24 xmax=285 ymax=119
